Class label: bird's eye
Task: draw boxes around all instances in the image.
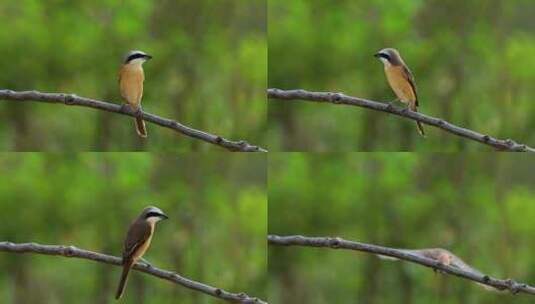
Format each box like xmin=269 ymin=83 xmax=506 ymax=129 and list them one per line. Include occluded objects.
xmin=146 ymin=212 xmax=160 ymax=218
xmin=379 ymin=53 xmax=390 ymax=60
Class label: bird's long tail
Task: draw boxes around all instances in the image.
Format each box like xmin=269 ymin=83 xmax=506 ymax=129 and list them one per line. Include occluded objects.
xmin=416 ymin=121 xmax=425 ymax=137
xmin=115 ymin=259 xmax=134 ymax=300
xmin=410 ymin=102 xmax=425 ymax=137
xmin=135 ymin=116 xmax=147 ymax=138
xmin=376 ymin=254 xmax=399 ymax=261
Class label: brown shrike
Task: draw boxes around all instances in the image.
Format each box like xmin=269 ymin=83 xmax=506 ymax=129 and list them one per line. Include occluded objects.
xmin=115 ymin=206 xmax=168 ymax=300
xmin=374 ymin=48 xmax=425 ymax=136
xmin=378 ymin=248 xmax=496 ymax=291
xmin=119 ymin=50 xmax=152 ymax=138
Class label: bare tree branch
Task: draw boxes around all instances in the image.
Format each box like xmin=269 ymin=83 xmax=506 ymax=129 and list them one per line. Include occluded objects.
xmin=0 ymin=241 xmax=267 ymax=303
xmin=0 ymin=89 xmax=267 ymax=152
xmin=268 ymin=88 xmax=535 ymax=152
xmin=268 ymin=235 xmax=535 ymax=295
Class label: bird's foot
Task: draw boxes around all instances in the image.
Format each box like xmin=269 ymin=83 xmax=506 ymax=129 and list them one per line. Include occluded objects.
xmin=120 ymin=103 xmax=133 ymax=113
xmin=432 ymin=263 xmax=447 ymax=274
xmin=139 ymin=258 xmax=152 ymax=268
xmin=386 ymin=99 xmax=400 ymax=110
xmin=386 ymin=102 xmax=395 ymax=110
xmin=120 ymin=104 xmax=143 ymax=117
xmin=134 ymin=107 xmax=143 ymax=118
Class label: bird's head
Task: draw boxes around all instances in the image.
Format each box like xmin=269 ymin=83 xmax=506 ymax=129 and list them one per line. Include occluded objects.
xmin=124 ymin=50 xmax=153 ymax=65
xmin=374 ymin=48 xmax=402 ymax=66
xmin=140 ymin=206 xmax=168 ymax=223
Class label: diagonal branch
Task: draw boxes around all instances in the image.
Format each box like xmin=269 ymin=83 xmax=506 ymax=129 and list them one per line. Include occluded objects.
xmin=0 ymin=89 xmax=267 ymax=152
xmin=0 ymin=241 xmax=267 ymax=303
xmin=268 ymin=235 xmax=535 ymax=295
xmin=268 ymin=88 xmax=535 ymax=152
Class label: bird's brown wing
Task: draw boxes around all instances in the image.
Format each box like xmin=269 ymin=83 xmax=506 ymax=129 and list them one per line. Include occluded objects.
xmin=123 ymin=220 xmax=151 ymax=260
xmin=402 ymin=65 xmax=418 ymax=106
xmin=450 ymin=254 xmax=501 ymax=291
xmin=116 ymin=220 xmax=151 ymax=300
xmin=402 ymin=248 xmax=444 ymax=260
xmin=450 ymin=254 xmax=484 ymax=275
xmin=403 ymin=249 xmax=485 ymax=277
xmin=377 ymin=248 xmax=442 ymax=261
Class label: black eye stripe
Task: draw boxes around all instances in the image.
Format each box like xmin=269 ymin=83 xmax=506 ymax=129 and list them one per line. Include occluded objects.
xmin=126 ymin=53 xmax=147 ymax=63
xmin=145 ymin=211 xmax=162 ymax=218
xmin=378 ymin=53 xmax=390 ymax=60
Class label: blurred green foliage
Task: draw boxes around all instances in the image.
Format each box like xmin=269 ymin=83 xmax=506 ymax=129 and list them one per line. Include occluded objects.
xmin=0 ymin=153 xmax=267 ymax=303
xmin=268 ymin=153 xmax=535 ymax=303
xmin=268 ymin=0 xmax=535 ymax=151
xmin=0 ymin=0 xmax=266 ymax=151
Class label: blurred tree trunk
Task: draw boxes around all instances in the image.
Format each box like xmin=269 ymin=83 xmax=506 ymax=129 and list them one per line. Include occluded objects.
xmin=11 ymin=261 xmax=30 ymax=304
xmin=384 ymin=191 xmax=413 ymax=304
xmin=93 ymin=92 xmax=116 ymax=150
xmin=276 ymin=105 xmax=298 ymax=150
xmin=358 ymin=112 xmax=379 ymax=150
xmin=132 ymin=275 xmax=146 ymax=304
xmin=494 ymin=157 xmax=513 ymax=274
xmin=94 ymin=262 xmax=113 ymax=304
xmin=357 ymin=256 xmax=381 ymax=304
xmin=399 ymin=120 xmax=415 ymax=151
xmin=7 ymin=106 xmax=31 ymax=150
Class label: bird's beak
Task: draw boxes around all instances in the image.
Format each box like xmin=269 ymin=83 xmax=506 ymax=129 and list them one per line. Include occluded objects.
xmin=145 ymin=55 xmax=153 ymax=60
xmin=161 ymin=214 xmax=169 ymax=220
xmin=373 ymin=53 xmax=380 ymax=58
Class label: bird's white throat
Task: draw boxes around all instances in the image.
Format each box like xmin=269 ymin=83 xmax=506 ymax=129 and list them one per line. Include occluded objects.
xmin=127 ymin=58 xmax=147 ymax=66
xmin=379 ymin=57 xmax=391 ymax=66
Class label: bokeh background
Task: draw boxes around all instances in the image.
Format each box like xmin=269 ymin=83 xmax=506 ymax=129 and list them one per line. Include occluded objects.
xmin=0 ymin=0 xmax=266 ymax=151
xmin=268 ymin=0 xmax=535 ymax=151
xmin=268 ymin=153 xmax=535 ymax=303
xmin=0 ymin=153 xmax=267 ymax=303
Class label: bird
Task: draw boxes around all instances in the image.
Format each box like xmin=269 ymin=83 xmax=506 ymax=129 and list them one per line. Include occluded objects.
xmin=378 ymin=248 xmax=497 ymax=291
xmin=374 ymin=48 xmax=425 ymax=136
xmin=118 ymin=50 xmax=153 ymax=138
xmin=115 ymin=206 xmax=168 ymax=300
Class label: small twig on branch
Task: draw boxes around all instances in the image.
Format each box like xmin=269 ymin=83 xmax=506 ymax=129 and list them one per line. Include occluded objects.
xmin=268 ymin=88 xmax=535 ymax=152
xmin=0 ymin=89 xmax=267 ymax=152
xmin=268 ymin=235 xmax=535 ymax=295
xmin=0 ymin=241 xmax=267 ymax=303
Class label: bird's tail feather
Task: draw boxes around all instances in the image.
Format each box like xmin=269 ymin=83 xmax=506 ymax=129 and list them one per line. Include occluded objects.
xmin=410 ymin=102 xmax=425 ymax=137
xmin=115 ymin=259 xmax=134 ymax=300
xmin=476 ymin=282 xmax=502 ymax=292
xmin=376 ymin=254 xmax=399 ymax=261
xmin=135 ymin=117 xmax=147 ymax=138
xmin=416 ymin=121 xmax=425 ymax=137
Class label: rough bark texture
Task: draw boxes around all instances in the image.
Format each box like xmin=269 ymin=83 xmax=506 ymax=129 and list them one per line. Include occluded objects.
xmin=0 ymin=241 xmax=267 ymax=303
xmin=268 ymin=234 xmax=535 ymax=295
xmin=268 ymin=88 xmax=535 ymax=152
xmin=0 ymin=89 xmax=267 ymax=152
